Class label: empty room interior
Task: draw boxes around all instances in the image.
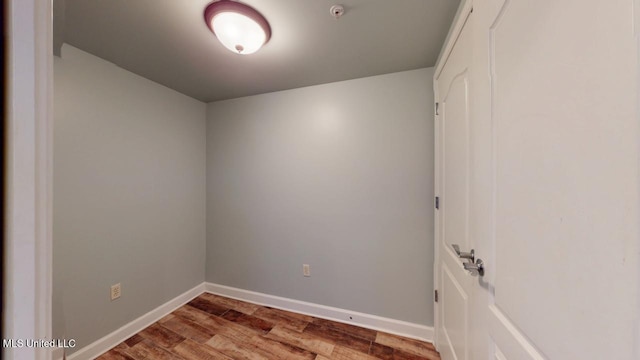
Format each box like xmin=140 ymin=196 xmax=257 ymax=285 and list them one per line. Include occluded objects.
xmin=51 ymin=0 xmax=454 ymax=358
xmin=10 ymin=0 xmax=638 ymax=359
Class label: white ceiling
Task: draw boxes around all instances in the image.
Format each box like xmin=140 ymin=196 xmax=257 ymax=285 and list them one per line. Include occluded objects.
xmin=55 ymin=0 xmax=460 ymax=102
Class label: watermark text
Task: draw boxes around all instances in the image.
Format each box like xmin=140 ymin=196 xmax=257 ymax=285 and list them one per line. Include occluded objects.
xmin=2 ymin=339 xmax=76 ymax=348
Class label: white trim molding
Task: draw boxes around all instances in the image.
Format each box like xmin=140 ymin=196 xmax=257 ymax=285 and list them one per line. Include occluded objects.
xmin=4 ymin=0 xmax=53 ymax=359
xmin=434 ymin=0 xmax=473 ymax=79
xmin=204 ymin=282 xmax=434 ymax=343
xmin=54 ymin=282 xmax=434 ymax=360
xmin=57 ymin=284 xmax=205 ymax=360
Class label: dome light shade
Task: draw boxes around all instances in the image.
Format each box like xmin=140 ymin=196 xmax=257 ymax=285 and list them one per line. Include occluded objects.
xmin=204 ymin=1 xmax=271 ymax=55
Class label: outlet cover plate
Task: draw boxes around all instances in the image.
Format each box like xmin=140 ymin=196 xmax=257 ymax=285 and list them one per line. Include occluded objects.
xmin=111 ymin=283 xmax=121 ymax=300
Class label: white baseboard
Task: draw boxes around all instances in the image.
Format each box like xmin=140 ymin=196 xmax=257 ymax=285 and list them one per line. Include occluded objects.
xmin=54 ymin=281 xmax=434 ymax=360
xmin=204 ymin=282 xmax=434 ymax=343
xmin=56 ymin=283 xmax=205 ymax=360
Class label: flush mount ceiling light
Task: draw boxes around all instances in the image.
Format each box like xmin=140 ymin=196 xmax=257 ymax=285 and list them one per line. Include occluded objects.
xmin=204 ymin=0 xmax=271 ymax=55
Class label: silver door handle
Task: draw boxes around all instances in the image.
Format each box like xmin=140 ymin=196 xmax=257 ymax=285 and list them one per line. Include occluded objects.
xmin=463 ymin=258 xmax=485 ymax=276
xmin=451 ymin=244 xmax=475 ymax=262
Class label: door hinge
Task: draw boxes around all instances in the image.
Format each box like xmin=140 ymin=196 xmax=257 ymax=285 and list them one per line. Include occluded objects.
xmin=434 ymin=290 xmax=438 ymax=302
xmin=435 ymin=102 xmax=440 ymax=116
xmin=435 ymin=196 xmax=440 ymax=210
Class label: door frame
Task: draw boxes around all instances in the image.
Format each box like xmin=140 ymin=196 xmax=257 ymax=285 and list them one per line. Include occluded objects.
xmin=4 ymin=0 xmax=53 ymax=359
xmin=432 ymin=0 xmax=473 ymax=351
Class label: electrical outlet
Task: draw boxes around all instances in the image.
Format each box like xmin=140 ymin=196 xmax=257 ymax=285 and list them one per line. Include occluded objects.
xmin=110 ymin=283 xmax=121 ymax=301
xmin=303 ymin=264 xmax=311 ymax=277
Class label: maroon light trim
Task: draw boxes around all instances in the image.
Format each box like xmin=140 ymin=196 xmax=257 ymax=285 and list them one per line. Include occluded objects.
xmin=203 ymin=0 xmax=272 ymax=44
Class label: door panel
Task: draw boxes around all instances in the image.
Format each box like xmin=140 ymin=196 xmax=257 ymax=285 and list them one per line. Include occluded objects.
xmin=442 ymin=264 xmax=468 ymax=360
xmin=437 ymin=0 xmax=638 ymax=359
xmin=487 ymin=305 xmax=544 ymax=360
xmin=487 ymin=0 xmax=638 ymax=358
xmin=435 ymin=11 xmax=473 ymax=360
xmin=443 ymin=72 xmax=470 ymax=258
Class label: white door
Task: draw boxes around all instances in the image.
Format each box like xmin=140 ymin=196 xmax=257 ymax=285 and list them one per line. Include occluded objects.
xmin=436 ymin=1 xmax=639 ymax=359
xmin=434 ymin=8 xmax=475 ymax=360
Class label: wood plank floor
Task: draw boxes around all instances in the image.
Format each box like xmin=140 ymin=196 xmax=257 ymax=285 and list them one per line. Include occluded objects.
xmin=97 ymin=293 xmax=441 ymax=360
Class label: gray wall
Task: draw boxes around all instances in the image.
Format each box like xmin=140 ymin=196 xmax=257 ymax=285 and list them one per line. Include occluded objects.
xmin=206 ymin=68 xmax=435 ymax=325
xmin=53 ymin=48 xmax=435 ymax=351
xmin=53 ymin=45 xmax=206 ymax=352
